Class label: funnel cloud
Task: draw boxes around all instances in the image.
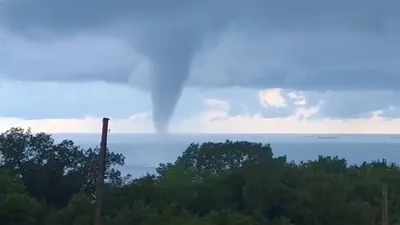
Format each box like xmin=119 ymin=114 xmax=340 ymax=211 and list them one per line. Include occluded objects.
xmin=150 ymin=61 xmax=189 ymax=134
xmin=130 ymin=27 xmax=204 ymax=133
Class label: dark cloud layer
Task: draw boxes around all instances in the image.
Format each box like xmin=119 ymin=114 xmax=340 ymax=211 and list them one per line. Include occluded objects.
xmin=3 ymin=0 xmax=400 ymax=33
xmin=2 ymin=0 xmax=400 ymax=132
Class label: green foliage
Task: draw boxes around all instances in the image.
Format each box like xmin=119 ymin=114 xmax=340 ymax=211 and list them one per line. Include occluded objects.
xmin=47 ymin=192 xmax=93 ymax=225
xmin=0 ymin=170 xmax=24 ymax=194
xmin=2 ymin=127 xmax=400 ymax=224
xmin=0 ymin=127 xmax=126 ymax=208
xmin=0 ymin=192 xmax=45 ymax=225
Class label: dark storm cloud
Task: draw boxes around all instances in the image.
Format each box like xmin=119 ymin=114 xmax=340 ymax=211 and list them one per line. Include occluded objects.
xmin=187 ymin=32 xmax=400 ymax=91
xmin=0 ymin=34 xmax=138 ymax=83
xmin=2 ymin=0 xmax=237 ymax=133
xmin=3 ymin=0 xmax=400 ymax=34
xmin=2 ymin=0 xmax=400 ymax=131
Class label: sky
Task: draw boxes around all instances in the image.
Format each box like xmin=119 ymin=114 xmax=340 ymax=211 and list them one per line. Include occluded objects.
xmin=1 ymin=0 xmax=400 ymax=134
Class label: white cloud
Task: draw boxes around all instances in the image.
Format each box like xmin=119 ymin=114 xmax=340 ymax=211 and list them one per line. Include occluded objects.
xmin=258 ymin=89 xmax=286 ymax=108
xmin=287 ymin=91 xmax=307 ymax=106
xmin=2 ymin=98 xmax=400 ymax=134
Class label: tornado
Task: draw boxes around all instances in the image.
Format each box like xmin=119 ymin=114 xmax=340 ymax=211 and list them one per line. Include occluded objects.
xmin=135 ymin=28 xmax=200 ymax=133
xmin=150 ymin=55 xmax=193 ymax=134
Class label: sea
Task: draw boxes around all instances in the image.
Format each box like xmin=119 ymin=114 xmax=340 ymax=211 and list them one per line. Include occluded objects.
xmin=51 ymin=133 xmax=400 ymax=178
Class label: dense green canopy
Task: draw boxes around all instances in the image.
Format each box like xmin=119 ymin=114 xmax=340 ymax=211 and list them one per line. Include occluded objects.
xmin=0 ymin=128 xmax=398 ymax=225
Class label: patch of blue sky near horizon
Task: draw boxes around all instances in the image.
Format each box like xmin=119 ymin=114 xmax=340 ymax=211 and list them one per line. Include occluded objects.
xmin=0 ymin=80 xmax=151 ymax=119
xmin=302 ymin=90 xmax=400 ymax=119
xmin=177 ymin=88 xmax=311 ymax=120
xmin=0 ymin=79 xmax=263 ymax=120
xmin=2 ymin=77 xmax=400 ymax=123
xmin=186 ymin=87 xmax=262 ymax=116
xmin=0 ymin=78 xmax=307 ymax=122
xmin=2 ymin=92 xmax=400 ymax=134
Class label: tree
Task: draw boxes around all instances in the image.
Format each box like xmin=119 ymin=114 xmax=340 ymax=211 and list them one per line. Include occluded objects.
xmin=47 ymin=192 xmax=93 ymax=225
xmin=0 ymin=192 xmax=45 ymax=225
xmin=3 ymin=128 xmax=400 ymax=225
xmin=172 ymin=140 xmax=274 ymax=177
xmin=0 ymin=127 xmax=125 ymax=208
xmin=0 ymin=171 xmax=45 ymax=225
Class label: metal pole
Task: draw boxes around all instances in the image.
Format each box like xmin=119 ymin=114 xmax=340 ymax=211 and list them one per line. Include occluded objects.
xmin=94 ymin=118 xmax=110 ymax=225
xmin=382 ymin=183 xmax=388 ymax=225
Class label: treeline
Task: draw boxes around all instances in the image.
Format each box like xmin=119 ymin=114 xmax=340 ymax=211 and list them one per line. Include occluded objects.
xmin=0 ymin=128 xmax=399 ymax=225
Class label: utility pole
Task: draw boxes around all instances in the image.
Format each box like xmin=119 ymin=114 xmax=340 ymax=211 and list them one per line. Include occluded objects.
xmin=94 ymin=118 xmax=110 ymax=225
xmin=382 ymin=183 xmax=388 ymax=225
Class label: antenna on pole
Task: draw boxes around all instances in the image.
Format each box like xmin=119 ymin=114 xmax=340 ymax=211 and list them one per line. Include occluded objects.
xmin=94 ymin=118 xmax=110 ymax=225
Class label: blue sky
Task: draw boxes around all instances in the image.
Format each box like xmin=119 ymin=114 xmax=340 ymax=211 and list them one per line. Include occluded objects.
xmin=1 ymin=0 xmax=400 ymax=133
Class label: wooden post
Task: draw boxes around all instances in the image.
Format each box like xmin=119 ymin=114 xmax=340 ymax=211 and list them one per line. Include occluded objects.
xmin=94 ymin=118 xmax=110 ymax=225
xmin=382 ymin=183 xmax=388 ymax=225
